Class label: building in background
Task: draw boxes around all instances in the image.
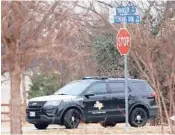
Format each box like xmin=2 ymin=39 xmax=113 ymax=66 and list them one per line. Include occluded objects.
xmin=1 ymin=73 xmax=31 ymax=104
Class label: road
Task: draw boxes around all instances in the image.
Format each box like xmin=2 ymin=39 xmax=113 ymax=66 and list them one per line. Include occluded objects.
xmin=1 ymin=123 xmax=172 ymax=134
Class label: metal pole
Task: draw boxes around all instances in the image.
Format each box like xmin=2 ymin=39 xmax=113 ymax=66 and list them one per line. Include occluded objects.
xmin=124 ymin=55 xmax=129 ymax=131
xmin=123 ymin=21 xmax=129 ymax=131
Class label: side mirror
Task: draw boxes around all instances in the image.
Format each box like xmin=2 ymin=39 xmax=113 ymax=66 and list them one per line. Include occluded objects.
xmin=84 ymin=93 xmax=94 ymax=98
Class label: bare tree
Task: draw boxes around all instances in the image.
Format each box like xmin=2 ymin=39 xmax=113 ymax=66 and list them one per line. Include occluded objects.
xmin=1 ymin=1 xmax=93 ymax=134
xmin=128 ymin=2 xmax=175 ymax=132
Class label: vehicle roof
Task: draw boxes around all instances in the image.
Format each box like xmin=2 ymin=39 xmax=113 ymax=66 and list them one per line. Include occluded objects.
xmin=81 ymin=77 xmax=146 ymax=82
xmin=107 ymin=78 xmax=145 ymax=82
xmin=71 ymin=79 xmax=97 ymax=83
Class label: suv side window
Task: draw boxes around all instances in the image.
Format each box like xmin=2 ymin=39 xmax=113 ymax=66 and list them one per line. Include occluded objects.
xmin=86 ymin=82 xmax=107 ymax=95
xmin=109 ymin=82 xmax=125 ymax=93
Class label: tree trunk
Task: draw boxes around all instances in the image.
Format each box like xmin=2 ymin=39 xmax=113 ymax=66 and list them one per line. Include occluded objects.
xmin=158 ymin=94 xmax=164 ymax=132
xmin=10 ymin=70 xmax=22 ymax=134
xmin=153 ymin=85 xmax=163 ymax=130
xmin=160 ymin=91 xmax=174 ymax=134
xmin=169 ymin=77 xmax=174 ymax=117
xmin=173 ymin=102 xmax=175 ymax=126
xmin=169 ymin=88 xmax=173 ymax=116
xmin=156 ymin=89 xmax=163 ymax=132
xmin=22 ymin=74 xmax=26 ymax=105
xmin=22 ymin=74 xmax=27 ymax=123
xmin=149 ymin=119 xmax=156 ymax=126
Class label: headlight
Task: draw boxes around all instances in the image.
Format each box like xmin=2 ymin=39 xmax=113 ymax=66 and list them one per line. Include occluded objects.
xmin=44 ymin=100 xmax=61 ymax=107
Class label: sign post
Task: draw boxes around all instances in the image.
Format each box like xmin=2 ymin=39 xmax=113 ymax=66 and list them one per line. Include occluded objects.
xmin=123 ymin=22 xmax=129 ymax=131
xmin=109 ymin=5 xmax=140 ymax=131
xmin=124 ymin=54 xmax=129 ymax=130
xmin=117 ymin=25 xmax=131 ymax=131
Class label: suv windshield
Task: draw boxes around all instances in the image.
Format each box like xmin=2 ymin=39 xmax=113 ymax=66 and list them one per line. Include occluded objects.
xmin=54 ymin=80 xmax=92 ymax=96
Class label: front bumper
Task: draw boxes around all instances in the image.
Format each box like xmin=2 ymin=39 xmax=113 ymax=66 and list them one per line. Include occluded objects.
xmin=26 ymin=107 xmax=63 ymax=125
xmin=26 ymin=114 xmax=62 ymax=124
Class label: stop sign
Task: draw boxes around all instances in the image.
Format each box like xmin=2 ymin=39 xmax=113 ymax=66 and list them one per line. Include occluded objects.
xmin=116 ymin=28 xmax=131 ymax=55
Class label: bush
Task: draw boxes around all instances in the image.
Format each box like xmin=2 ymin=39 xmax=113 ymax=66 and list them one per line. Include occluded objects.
xmin=28 ymin=73 xmax=62 ymax=99
xmin=92 ymin=33 xmax=140 ymax=78
xmin=92 ymin=33 xmax=123 ymax=77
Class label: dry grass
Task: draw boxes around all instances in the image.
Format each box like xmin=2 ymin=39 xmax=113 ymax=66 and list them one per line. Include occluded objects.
xmin=1 ymin=123 xmax=174 ymax=134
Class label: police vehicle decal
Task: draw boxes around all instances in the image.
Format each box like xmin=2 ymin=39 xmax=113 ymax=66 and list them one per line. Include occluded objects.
xmin=93 ymin=101 xmax=104 ymax=110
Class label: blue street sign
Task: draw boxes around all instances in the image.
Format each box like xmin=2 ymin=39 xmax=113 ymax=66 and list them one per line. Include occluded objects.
xmin=127 ymin=15 xmax=140 ymax=23
xmin=116 ymin=6 xmax=136 ymax=15
xmin=109 ymin=6 xmax=140 ymax=24
xmin=114 ymin=15 xmax=140 ymax=24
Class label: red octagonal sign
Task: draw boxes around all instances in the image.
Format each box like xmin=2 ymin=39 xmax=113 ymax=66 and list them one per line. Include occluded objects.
xmin=116 ymin=28 xmax=131 ymax=55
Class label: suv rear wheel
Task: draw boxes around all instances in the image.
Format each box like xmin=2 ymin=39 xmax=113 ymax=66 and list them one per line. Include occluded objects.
xmin=34 ymin=123 xmax=48 ymax=130
xmin=129 ymin=107 xmax=148 ymax=127
xmin=63 ymin=109 xmax=81 ymax=129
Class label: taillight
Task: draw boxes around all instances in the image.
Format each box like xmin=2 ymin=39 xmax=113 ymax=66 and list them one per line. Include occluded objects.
xmin=151 ymin=93 xmax=156 ymax=97
xmin=151 ymin=93 xmax=157 ymax=101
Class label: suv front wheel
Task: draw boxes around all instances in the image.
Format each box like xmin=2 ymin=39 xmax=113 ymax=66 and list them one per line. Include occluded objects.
xmin=129 ymin=107 xmax=148 ymax=127
xmin=63 ymin=109 xmax=81 ymax=129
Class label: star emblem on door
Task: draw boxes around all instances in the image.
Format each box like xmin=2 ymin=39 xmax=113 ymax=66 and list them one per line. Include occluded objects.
xmin=93 ymin=101 xmax=104 ymax=110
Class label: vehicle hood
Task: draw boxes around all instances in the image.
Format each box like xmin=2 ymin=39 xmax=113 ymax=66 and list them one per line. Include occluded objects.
xmin=29 ymin=95 xmax=77 ymax=102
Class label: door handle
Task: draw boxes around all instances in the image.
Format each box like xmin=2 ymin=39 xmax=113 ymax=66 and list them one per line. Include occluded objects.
xmin=103 ymin=96 xmax=107 ymax=99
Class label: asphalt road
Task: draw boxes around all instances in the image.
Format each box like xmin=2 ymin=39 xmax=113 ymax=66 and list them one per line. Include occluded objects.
xmin=1 ymin=123 xmax=172 ymax=134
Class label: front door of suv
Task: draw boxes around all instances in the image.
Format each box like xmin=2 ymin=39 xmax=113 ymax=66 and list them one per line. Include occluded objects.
xmin=83 ymin=82 xmax=111 ymax=123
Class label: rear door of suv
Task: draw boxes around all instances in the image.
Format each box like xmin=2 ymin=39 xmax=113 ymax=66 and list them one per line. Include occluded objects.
xmin=106 ymin=80 xmax=135 ymax=122
xmin=105 ymin=81 xmax=126 ymax=122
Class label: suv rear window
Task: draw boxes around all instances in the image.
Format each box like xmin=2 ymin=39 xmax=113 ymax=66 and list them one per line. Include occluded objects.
xmin=131 ymin=81 xmax=154 ymax=92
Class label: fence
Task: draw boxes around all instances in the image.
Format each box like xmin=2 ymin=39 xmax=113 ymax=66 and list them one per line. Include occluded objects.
xmin=1 ymin=104 xmax=26 ymax=123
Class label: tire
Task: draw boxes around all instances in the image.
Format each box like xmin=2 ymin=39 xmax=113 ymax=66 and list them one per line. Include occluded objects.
xmin=63 ymin=109 xmax=81 ymax=129
xmin=100 ymin=122 xmax=116 ymax=128
xmin=129 ymin=107 xmax=148 ymax=127
xmin=34 ymin=123 xmax=48 ymax=130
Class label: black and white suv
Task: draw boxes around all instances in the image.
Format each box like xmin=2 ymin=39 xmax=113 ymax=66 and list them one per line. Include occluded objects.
xmin=26 ymin=77 xmax=158 ymax=129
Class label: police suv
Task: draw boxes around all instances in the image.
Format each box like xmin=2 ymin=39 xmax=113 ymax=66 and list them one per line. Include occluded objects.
xmin=26 ymin=77 xmax=158 ymax=129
